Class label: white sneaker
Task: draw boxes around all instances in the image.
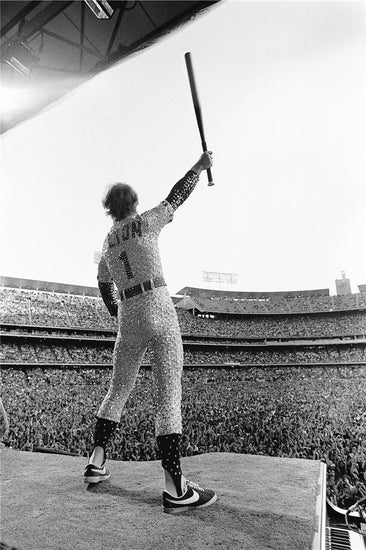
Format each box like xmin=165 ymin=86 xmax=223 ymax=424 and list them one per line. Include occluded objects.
xmin=162 ymin=480 xmax=217 ymax=514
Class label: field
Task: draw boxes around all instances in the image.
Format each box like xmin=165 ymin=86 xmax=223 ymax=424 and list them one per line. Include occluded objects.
xmin=2 ymin=363 xmax=365 ymax=508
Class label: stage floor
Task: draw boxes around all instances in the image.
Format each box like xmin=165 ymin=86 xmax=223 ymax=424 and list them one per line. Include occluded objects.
xmin=1 ymin=449 xmax=321 ymax=550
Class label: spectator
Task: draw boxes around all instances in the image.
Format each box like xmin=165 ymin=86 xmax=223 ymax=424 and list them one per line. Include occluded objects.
xmin=1 ymin=365 xmax=365 ymax=508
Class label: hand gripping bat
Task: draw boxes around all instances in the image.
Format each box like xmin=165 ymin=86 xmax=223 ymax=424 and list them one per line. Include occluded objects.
xmin=184 ymin=52 xmax=214 ymax=186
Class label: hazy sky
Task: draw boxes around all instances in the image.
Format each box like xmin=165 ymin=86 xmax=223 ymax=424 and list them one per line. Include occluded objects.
xmin=1 ymin=1 xmax=365 ymax=295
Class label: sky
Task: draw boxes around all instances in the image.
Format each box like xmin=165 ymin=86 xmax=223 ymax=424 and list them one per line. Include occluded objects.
xmin=1 ymin=1 xmax=365 ymax=296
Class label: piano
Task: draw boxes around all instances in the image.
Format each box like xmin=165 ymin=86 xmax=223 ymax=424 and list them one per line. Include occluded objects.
xmin=312 ymin=463 xmax=366 ymax=550
xmin=325 ymin=498 xmax=366 ymax=550
xmin=326 ymin=525 xmax=365 ymax=550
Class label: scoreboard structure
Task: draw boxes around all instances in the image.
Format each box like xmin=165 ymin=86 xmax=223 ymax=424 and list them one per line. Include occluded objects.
xmin=335 ymin=271 xmax=352 ymax=296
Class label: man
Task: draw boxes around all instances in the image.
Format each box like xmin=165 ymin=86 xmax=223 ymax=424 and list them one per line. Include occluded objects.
xmin=84 ymin=151 xmax=217 ymax=514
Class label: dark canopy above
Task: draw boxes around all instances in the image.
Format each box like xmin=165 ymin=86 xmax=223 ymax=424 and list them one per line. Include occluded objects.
xmin=0 ymin=0 xmax=220 ymax=133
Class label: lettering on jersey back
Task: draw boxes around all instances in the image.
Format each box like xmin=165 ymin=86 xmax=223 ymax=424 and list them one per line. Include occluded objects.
xmin=108 ymin=219 xmax=142 ymax=249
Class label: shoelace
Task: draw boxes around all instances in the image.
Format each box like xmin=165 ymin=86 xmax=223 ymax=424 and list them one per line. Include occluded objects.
xmin=186 ymin=480 xmax=204 ymax=492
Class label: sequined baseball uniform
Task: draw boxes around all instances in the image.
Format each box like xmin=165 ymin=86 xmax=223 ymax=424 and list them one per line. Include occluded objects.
xmin=97 ymin=170 xmax=199 ymax=436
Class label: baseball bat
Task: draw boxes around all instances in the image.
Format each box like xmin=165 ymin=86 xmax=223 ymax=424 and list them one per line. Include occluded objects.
xmin=184 ymin=52 xmax=214 ymax=186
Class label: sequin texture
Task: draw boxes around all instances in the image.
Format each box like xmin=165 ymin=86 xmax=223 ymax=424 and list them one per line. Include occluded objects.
xmin=96 ymin=191 xmax=194 ymax=436
xmin=165 ymin=170 xmax=199 ymax=211
xmin=97 ymin=286 xmax=183 ymax=435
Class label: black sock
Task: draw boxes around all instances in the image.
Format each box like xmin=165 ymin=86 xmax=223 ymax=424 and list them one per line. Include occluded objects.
xmin=157 ymin=433 xmax=183 ymax=497
xmin=92 ymin=417 xmax=118 ymax=462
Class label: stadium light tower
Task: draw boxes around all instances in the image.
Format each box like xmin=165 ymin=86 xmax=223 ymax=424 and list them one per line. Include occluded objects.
xmin=335 ymin=271 xmax=352 ymax=295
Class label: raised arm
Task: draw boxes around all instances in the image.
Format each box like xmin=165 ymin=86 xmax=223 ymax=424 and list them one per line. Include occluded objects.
xmin=165 ymin=151 xmax=213 ymax=211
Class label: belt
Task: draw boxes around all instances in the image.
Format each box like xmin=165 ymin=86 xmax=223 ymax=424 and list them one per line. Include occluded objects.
xmin=120 ymin=276 xmax=166 ymax=301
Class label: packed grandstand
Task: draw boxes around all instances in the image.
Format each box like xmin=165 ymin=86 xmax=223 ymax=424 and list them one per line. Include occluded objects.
xmin=1 ymin=276 xmax=365 ymax=508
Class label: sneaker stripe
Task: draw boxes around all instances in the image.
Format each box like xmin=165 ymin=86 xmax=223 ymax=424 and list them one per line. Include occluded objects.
xmin=165 ymin=489 xmax=200 ymax=506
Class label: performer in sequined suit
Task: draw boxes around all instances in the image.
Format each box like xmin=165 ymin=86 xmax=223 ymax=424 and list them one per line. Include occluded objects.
xmin=84 ymin=151 xmax=217 ymax=513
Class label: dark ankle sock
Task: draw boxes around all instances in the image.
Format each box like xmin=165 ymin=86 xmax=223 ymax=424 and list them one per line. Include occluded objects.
xmin=157 ymin=433 xmax=183 ymax=497
xmin=92 ymin=417 xmax=118 ymax=461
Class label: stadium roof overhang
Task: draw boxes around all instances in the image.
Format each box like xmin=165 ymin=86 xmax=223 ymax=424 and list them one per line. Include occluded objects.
xmin=175 ymin=295 xmax=203 ymax=311
xmin=0 ymin=275 xmax=100 ymax=296
xmin=177 ymin=286 xmax=331 ymax=299
xmin=0 ymin=0 xmax=221 ymax=134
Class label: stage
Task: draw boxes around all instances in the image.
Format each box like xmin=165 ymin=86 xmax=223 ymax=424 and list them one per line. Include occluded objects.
xmin=1 ymin=449 xmax=321 ymax=549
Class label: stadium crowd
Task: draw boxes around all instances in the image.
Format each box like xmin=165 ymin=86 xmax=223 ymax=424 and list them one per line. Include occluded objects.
xmin=1 ymin=305 xmax=366 ymax=342
xmin=0 ymin=289 xmax=114 ymax=328
xmin=177 ymin=310 xmax=366 ymax=339
xmin=1 ymin=341 xmax=365 ymax=366
xmin=1 ymin=288 xmax=366 ymax=337
xmin=1 ymin=365 xmax=365 ymax=508
xmin=180 ymin=292 xmax=366 ymax=314
xmin=1 ymin=286 xmax=366 ymax=510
